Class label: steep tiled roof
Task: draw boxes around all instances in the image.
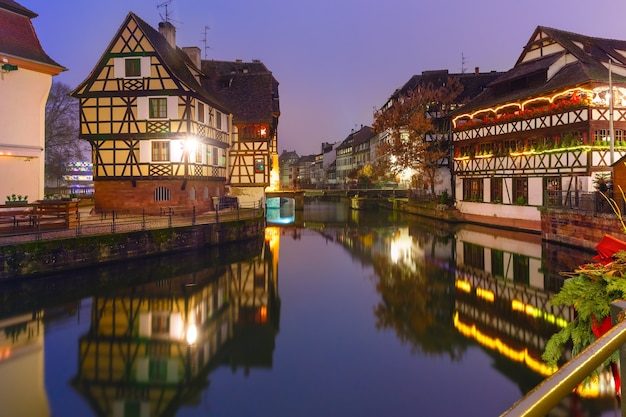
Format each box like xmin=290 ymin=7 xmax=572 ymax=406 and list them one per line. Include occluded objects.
xmin=72 ymin=12 xmax=230 ymax=113
xmin=297 ymin=154 xmax=316 ymax=164
xmin=202 ymin=59 xmax=280 ymax=124
xmin=279 ymin=150 xmax=299 ymax=163
xmin=0 ymin=0 xmax=64 ymax=70
xmin=351 ymin=126 xmax=376 ymax=147
xmin=129 ymin=13 xmax=230 ymax=113
xmin=390 ymin=69 xmax=503 ymax=105
xmin=453 ymin=26 xmax=626 ymax=115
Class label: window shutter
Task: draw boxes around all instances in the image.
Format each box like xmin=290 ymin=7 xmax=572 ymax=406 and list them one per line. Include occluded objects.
xmin=113 ymin=58 xmax=124 ymax=78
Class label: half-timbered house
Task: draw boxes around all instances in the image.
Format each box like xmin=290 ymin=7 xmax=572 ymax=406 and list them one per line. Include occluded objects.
xmin=202 ymin=59 xmax=280 ymax=204
xmin=452 ymin=26 xmax=626 ymax=228
xmin=71 ymin=14 xmax=233 ymax=213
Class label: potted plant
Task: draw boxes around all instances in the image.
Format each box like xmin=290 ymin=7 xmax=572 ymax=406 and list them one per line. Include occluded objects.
xmin=5 ymin=194 xmax=28 ymax=205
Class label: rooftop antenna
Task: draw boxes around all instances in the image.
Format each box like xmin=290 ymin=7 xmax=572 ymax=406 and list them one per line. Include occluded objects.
xmin=157 ymin=0 xmax=173 ymax=23
xmin=201 ymin=25 xmax=211 ymax=59
xmin=461 ymin=52 xmax=469 ymax=74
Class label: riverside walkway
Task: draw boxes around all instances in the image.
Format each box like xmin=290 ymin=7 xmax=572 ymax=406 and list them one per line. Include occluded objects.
xmin=0 ymin=200 xmax=263 ymax=246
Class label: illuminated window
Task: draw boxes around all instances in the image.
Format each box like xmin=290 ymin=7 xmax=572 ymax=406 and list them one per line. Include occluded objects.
xmin=151 ymin=141 xmax=170 ymax=162
xmin=149 ymin=98 xmax=167 ymax=119
xmin=463 ymin=178 xmax=483 ymax=201
xmin=195 ymin=144 xmax=203 ymax=163
xmin=255 ymin=158 xmax=265 ymax=173
xmin=125 ymin=58 xmax=141 ymax=77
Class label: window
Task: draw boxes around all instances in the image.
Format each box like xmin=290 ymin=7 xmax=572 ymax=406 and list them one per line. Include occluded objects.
xmin=124 ymin=402 xmax=141 ymax=417
xmin=197 ymin=102 xmax=205 ymax=124
xmin=594 ymin=129 xmax=623 ymax=144
xmin=149 ymin=98 xmax=168 ymax=119
xmin=255 ymin=158 xmax=265 ymax=173
xmin=152 ymin=314 xmax=170 ymax=335
xmin=463 ymin=242 xmax=484 ymax=270
xmin=195 ymin=144 xmax=203 ymax=163
xmin=491 ymin=178 xmax=502 ymax=203
xmin=513 ymin=254 xmax=529 ymax=285
xmin=154 ymin=186 xmax=170 ymax=202
xmin=491 ymin=249 xmax=504 ymax=277
xmin=513 ymin=177 xmax=528 ymax=205
xmin=463 ymin=178 xmax=483 ymax=201
xmin=152 ymin=141 xmax=170 ymax=162
xmin=149 ymin=359 xmax=168 ymax=382
xmin=216 ymin=110 xmax=222 ymax=130
xmin=125 ymin=58 xmax=141 ymax=77
xmin=212 ymin=147 xmax=218 ymax=165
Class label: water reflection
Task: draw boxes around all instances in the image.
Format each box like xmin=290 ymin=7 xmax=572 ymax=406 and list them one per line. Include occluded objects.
xmin=0 ymin=237 xmax=279 ymax=417
xmin=0 ymin=201 xmax=620 ymax=416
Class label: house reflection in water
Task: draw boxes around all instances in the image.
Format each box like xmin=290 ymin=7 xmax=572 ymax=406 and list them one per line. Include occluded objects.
xmin=72 ymin=228 xmax=281 ymax=416
xmin=0 ymin=312 xmax=50 ymax=417
xmin=452 ymin=225 xmax=615 ymax=400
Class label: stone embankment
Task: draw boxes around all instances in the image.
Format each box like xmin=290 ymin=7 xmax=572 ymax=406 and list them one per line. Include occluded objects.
xmin=394 ymin=199 xmax=626 ymax=250
xmin=0 ymin=215 xmax=265 ymax=280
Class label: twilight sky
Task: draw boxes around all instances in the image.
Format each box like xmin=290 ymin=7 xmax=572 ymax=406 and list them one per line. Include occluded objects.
xmin=21 ymin=0 xmax=626 ymax=156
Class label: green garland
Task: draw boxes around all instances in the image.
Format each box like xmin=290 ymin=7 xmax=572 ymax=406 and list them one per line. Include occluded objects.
xmin=542 ymin=251 xmax=626 ymax=372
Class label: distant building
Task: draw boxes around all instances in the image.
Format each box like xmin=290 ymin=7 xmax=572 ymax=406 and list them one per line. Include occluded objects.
xmin=335 ymin=132 xmax=354 ymax=184
xmin=378 ymin=68 xmax=502 ymax=192
xmin=0 ymin=0 xmax=65 ymax=202
xmin=278 ymin=150 xmax=299 ymax=189
xmin=311 ymin=142 xmax=339 ymax=186
xmin=294 ymin=154 xmax=316 ymax=187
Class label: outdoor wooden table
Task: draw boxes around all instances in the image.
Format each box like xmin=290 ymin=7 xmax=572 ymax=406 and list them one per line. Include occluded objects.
xmin=0 ymin=204 xmax=36 ymax=228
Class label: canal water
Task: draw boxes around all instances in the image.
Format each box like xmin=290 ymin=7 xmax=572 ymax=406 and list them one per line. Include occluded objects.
xmin=0 ymin=201 xmax=621 ymax=416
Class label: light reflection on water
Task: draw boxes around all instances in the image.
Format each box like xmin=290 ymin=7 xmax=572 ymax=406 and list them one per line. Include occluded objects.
xmin=0 ymin=201 xmax=619 ymax=417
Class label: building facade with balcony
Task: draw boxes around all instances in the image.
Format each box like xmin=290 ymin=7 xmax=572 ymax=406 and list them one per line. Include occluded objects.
xmin=452 ymin=26 xmax=626 ymax=227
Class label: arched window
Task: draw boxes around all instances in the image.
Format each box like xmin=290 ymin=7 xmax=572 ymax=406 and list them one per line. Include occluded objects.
xmin=189 ymin=186 xmax=196 ymax=201
xmin=154 ymin=186 xmax=170 ymax=201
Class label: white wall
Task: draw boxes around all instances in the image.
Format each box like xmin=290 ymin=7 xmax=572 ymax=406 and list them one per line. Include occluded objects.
xmin=0 ymin=68 xmax=52 ymax=201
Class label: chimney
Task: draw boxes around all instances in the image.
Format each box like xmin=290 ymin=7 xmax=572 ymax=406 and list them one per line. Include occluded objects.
xmin=182 ymin=47 xmax=201 ymax=69
xmin=475 ymin=66 xmax=480 ymax=75
xmin=158 ymin=21 xmax=176 ymax=48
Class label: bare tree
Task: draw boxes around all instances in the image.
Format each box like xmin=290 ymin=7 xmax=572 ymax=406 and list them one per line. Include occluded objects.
xmin=45 ymin=82 xmax=87 ymax=185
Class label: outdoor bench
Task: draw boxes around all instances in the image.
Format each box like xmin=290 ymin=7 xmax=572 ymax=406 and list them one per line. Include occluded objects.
xmin=31 ymin=200 xmax=79 ymax=229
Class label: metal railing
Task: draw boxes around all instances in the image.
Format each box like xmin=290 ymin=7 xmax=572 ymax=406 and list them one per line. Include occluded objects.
xmin=501 ymin=300 xmax=626 ymax=416
xmin=544 ymin=190 xmax=619 ymax=215
xmin=0 ymin=200 xmax=264 ymax=246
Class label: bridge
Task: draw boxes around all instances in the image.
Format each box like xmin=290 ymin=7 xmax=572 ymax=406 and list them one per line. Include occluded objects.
xmin=265 ymin=188 xmax=408 ymax=210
